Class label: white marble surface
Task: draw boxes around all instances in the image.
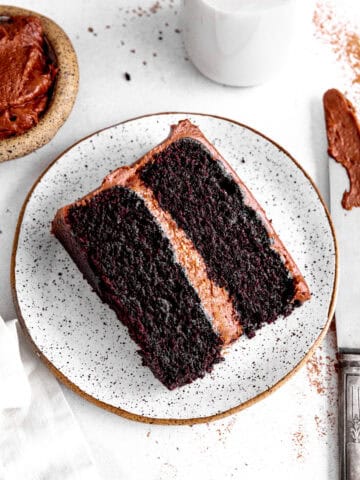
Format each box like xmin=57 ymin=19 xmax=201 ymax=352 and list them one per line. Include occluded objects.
xmin=0 ymin=0 xmax=358 ymax=478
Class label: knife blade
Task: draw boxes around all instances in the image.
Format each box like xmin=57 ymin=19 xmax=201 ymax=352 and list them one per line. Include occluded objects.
xmin=326 ymin=88 xmax=360 ymax=480
xmin=329 ymin=158 xmax=360 ymax=352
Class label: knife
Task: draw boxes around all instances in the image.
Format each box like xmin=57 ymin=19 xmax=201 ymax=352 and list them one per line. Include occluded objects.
xmin=327 ymin=91 xmax=360 ymax=480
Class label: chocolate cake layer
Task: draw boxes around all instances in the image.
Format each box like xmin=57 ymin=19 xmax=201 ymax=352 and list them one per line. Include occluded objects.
xmin=53 ymin=186 xmax=223 ymax=389
xmin=140 ymin=138 xmax=296 ymax=337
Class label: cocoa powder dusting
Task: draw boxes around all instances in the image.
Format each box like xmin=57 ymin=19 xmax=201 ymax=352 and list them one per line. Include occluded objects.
xmin=305 ymin=327 xmax=338 ymax=435
xmin=313 ymin=1 xmax=360 ymax=97
xmin=306 ymin=353 xmax=325 ymax=395
xmin=216 ymin=416 xmax=237 ymax=445
xmin=292 ymin=425 xmax=306 ymax=461
xmin=306 ymin=345 xmax=338 ymax=404
xmin=314 ymin=415 xmax=327 ymax=437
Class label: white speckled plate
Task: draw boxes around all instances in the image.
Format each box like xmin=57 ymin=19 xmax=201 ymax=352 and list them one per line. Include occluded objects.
xmin=12 ymin=113 xmax=338 ymax=424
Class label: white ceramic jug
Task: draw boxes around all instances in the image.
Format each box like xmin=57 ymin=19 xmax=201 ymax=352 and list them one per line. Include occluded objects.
xmin=182 ymin=0 xmax=296 ymax=86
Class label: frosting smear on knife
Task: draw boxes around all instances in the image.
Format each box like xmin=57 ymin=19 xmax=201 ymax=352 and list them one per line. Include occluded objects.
xmin=323 ymin=89 xmax=360 ymax=210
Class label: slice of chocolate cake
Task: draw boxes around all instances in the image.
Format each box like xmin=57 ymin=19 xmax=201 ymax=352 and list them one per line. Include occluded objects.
xmin=52 ymin=120 xmax=310 ymax=389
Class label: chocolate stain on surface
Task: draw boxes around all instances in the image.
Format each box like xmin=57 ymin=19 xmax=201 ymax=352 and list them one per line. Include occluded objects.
xmin=313 ymin=1 xmax=360 ymax=97
xmin=323 ymin=88 xmax=360 ymax=209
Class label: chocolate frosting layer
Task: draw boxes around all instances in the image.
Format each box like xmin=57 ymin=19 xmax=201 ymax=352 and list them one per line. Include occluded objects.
xmin=323 ymin=89 xmax=360 ymax=210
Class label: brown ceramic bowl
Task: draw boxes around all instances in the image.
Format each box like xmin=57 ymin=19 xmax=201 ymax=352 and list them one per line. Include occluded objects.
xmin=0 ymin=6 xmax=79 ymax=162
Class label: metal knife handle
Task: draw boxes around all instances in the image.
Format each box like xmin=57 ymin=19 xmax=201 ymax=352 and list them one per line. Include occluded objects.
xmin=340 ymin=353 xmax=360 ymax=480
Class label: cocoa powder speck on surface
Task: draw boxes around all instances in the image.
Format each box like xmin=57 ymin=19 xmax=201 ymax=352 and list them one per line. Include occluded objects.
xmin=150 ymin=2 xmax=161 ymax=14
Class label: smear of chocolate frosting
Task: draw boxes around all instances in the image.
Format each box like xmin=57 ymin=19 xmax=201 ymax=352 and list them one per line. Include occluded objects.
xmin=323 ymin=89 xmax=360 ymax=209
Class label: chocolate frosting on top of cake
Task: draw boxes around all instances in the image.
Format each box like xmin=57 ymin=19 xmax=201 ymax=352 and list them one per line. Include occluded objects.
xmin=323 ymin=89 xmax=360 ymax=210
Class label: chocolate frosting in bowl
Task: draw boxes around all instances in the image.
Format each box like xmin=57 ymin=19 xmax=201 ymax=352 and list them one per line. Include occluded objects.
xmin=0 ymin=6 xmax=78 ymax=162
xmin=0 ymin=15 xmax=57 ymax=140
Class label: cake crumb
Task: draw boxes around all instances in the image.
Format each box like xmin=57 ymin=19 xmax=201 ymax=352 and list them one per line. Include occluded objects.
xmin=124 ymin=72 xmax=131 ymax=81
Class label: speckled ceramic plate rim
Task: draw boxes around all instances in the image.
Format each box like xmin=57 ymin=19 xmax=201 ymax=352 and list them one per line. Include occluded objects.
xmin=11 ymin=111 xmax=339 ymax=425
xmin=0 ymin=5 xmax=79 ymax=162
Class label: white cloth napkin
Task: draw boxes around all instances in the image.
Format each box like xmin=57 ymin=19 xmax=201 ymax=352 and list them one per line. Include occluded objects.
xmin=0 ymin=316 xmax=101 ymax=480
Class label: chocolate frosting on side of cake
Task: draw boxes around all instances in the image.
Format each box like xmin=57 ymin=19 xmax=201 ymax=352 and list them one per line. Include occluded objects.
xmin=323 ymin=89 xmax=360 ymax=210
